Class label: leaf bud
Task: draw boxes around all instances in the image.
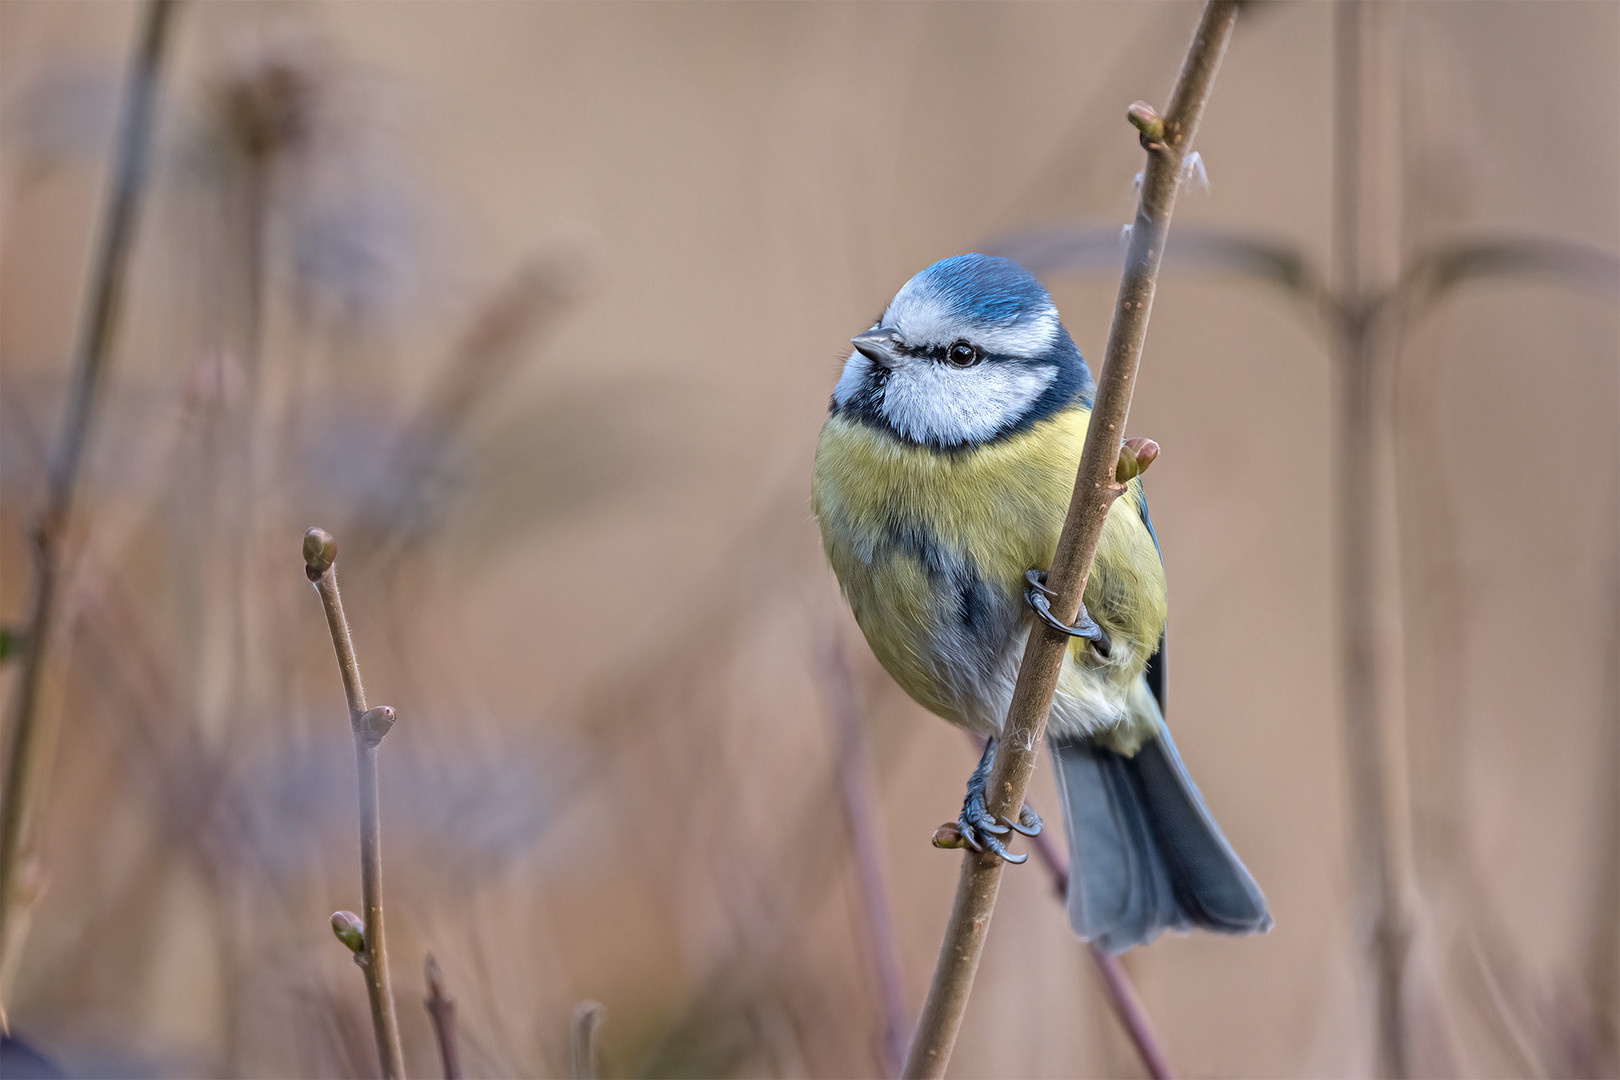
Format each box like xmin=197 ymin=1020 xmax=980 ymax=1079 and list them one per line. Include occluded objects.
xmin=303 ymin=527 xmax=337 ymax=579
xmin=1116 ymin=437 xmax=1161 ymax=483
xmin=358 ymin=705 xmax=396 ymax=748
xmin=331 ymin=910 xmax=364 ymax=953
xmin=1127 ymin=101 xmax=1165 ymax=144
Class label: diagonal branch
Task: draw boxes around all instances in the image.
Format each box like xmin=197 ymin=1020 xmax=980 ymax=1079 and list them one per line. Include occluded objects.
xmin=969 ymin=733 xmax=1174 ymax=1078
xmin=900 ymin=4 xmax=1242 ymax=1076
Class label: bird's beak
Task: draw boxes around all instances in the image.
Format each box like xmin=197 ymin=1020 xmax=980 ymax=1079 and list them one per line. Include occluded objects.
xmin=851 ymin=328 xmax=904 ymax=369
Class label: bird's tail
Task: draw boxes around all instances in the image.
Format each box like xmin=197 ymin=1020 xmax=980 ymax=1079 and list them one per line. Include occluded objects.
xmin=1051 ymin=723 xmax=1271 ymax=953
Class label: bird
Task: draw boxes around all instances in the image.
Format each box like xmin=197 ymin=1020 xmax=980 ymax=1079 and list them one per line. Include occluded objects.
xmin=811 ymin=253 xmax=1270 ymax=952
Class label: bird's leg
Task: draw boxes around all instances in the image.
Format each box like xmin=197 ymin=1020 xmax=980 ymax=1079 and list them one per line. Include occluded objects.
xmin=1024 ymin=569 xmax=1112 ymax=657
xmin=958 ymin=738 xmax=1043 ymax=863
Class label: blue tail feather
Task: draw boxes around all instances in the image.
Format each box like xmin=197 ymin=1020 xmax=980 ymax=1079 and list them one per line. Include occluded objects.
xmin=1051 ymin=724 xmax=1270 ymax=953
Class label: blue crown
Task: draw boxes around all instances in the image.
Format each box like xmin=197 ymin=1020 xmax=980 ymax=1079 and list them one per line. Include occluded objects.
xmin=911 ymin=253 xmax=1055 ymax=327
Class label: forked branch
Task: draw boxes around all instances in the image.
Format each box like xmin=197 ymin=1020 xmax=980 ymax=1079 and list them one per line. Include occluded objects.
xmin=901 ymin=4 xmax=1241 ymax=1077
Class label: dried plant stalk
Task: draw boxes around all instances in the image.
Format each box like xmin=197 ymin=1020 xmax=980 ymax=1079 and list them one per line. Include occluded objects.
xmin=1333 ymin=4 xmax=1414 ymax=1075
xmin=901 ymin=4 xmax=1241 ymax=1076
xmin=0 ymin=0 xmax=178 ymax=990
xmin=304 ymin=528 xmax=406 ymax=1079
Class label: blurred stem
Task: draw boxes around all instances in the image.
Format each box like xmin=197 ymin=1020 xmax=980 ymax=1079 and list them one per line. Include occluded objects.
xmin=1334 ymin=3 xmax=1414 ymax=1076
xmin=1588 ymin=549 xmax=1620 ymax=1065
xmin=820 ymin=637 xmax=908 ymax=1077
xmin=0 ymin=0 xmax=178 ymax=992
xmin=1090 ymin=951 xmax=1174 ymax=1080
xmin=571 ymin=1000 xmax=605 ymax=1080
xmin=424 ymin=955 xmax=462 ymax=1080
xmin=304 ymin=529 xmax=406 ymax=1079
xmin=901 ymin=4 xmax=1239 ymax=1076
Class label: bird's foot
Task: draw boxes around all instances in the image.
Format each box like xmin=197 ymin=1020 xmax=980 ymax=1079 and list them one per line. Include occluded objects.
xmin=959 ymin=789 xmax=1032 ymax=864
xmin=1024 ymin=569 xmax=1112 ymax=656
xmin=955 ymin=740 xmax=1042 ymax=863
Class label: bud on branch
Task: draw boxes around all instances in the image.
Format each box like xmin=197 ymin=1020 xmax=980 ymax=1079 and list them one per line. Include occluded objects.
xmin=1115 ymin=437 xmax=1161 ymax=483
xmin=332 ymin=910 xmax=365 ymax=954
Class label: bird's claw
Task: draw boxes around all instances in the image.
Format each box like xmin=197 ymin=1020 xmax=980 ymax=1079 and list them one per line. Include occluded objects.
xmin=1005 ymin=805 xmax=1043 ymax=837
xmin=958 ymin=742 xmax=1036 ymax=864
xmin=1024 ymin=570 xmax=1112 ymax=655
xmin=957 ymin=802 xmax=1027 ymax=864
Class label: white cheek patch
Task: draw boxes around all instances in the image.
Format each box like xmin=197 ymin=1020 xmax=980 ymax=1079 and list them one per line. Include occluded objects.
xmin=831 ymin=350 xmax=870 ymax=407
xmin=882 ymin=361 xmax=1056 ymax=446
xmin=885 ymin=288 xmax=1060 ymax=356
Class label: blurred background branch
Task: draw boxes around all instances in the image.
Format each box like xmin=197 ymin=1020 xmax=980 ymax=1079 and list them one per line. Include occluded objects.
xmin=0 ymin=0 xmax=178 ymax=999
xmin=570 ymin=999 xmax=604 ymax=1080
xmin=422 ymin=954 xmax=461 ymax=1080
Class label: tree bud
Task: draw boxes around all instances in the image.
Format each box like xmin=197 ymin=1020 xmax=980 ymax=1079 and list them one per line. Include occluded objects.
xmin=331 ymin=910 xmax=364 ymax=953
xmin=303 ymin=527 xmax=337 ymax=579
xmin=1127 ymin=101 xmax=1165 ymax=144
xmin=358 ymin=706 xmax=396 ymax=748
xmin=1116 ymin=437 xmax=1160 ymax=482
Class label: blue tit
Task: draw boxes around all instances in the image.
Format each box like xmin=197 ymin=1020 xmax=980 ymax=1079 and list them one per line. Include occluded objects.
xmin=811 ymin=253 xmax=1270 ymax=952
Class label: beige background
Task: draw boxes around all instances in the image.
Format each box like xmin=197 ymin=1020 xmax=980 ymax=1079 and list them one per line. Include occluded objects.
xmin=1 ymin=2 xmax=1616 ymax=1077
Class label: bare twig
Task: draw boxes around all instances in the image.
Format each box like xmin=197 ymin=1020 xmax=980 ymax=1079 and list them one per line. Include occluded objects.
xmin=0 ymin=0 xmax=179 ymax=990
xmin=820 ymin=637 xmax=909 ymax=1077
xmin=900 ymin=5 xmax=1240 ymax=1076
xmin=424 ymin=954 xmax=463 ymax=1080
xmin=571 ymin=1000 xmax=606 ymax=1080
xmin=970 ymin=734 xmax=1174 ymax=1078
xmin=304 ymin=528 xmax=406 ymax=1079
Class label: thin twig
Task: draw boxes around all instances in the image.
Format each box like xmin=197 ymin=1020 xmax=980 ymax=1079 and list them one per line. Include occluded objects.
xmin=820 ymin=636 xmax=909 ymax=1077
xmin=970 ymin=734 xmax=1173 ymax=1078
xmin=571 ymin=1000 xmax=606 ymax=1080
xmin=0 ymin=0 xmax=179 ymax=991
xmin=304 ymin=528 xmax=406 ymax=1079
xmin=424 ymin=954 xmax=463 ymax=1080
xmin=900 ymin=5 xmax=1240 ymax=1076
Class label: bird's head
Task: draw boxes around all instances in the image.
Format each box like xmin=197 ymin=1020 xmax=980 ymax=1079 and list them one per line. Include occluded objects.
xmin=831 ymin=254 xmax=1093 ymax=450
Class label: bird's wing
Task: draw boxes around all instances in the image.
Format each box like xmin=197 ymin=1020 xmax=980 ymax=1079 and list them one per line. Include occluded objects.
xmin=1133 ymin=480 xmax=1167 ymax=715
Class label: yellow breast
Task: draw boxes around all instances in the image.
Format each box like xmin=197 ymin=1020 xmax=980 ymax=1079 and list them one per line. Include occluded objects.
xmin=811 ymin=408 xmax=1167 ymax=738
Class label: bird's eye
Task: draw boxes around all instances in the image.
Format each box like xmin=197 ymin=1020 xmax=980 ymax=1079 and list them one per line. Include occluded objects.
xmin=946 ymin=342 xmax=980 ymax=368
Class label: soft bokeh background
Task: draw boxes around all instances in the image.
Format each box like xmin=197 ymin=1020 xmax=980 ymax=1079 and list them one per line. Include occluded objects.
xmin=1 ymin=2 xmax=1616 ymax=1077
